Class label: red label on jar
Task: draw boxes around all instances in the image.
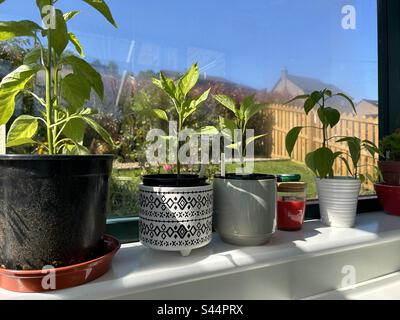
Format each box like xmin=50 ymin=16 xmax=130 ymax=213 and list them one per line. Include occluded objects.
xmin=277 ymin=199 xmax=306 ymax=231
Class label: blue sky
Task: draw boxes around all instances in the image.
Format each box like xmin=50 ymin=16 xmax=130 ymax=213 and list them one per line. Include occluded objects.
xmin=0 ymin=0 xmax=378 ymax=101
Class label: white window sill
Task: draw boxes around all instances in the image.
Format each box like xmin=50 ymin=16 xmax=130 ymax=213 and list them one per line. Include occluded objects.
xmin=306 ymin=272 xmax=400 ymax=300
xmin=2 ymin=211 xmax=400 ymax=300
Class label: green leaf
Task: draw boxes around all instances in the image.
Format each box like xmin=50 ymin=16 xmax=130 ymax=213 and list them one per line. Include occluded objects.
xmin=246 ymin=134 xmax=268 ymax=146
xmin=362 ymin=139 xmax=382 ymax=157
xmin=335 ymin=93 xmax=356 ymax=114
xmin=305 ymin=152 xmax=317 ymax=175
xmin=0 ymin=0 xmax=6 ymax=4
xmin=36 ymin=0 xmax=51 ymax=11
xmin=304 ymin=91 xmax=323 ymax=114
xmin=245 ymin=103 xmax=269 ymax=123
xmin=62 ymin=118 xmax=85 ymax=144
xmin=153 ymin=72 xmax=178 ymax=104
xmin=214 ymin=95 xmax=238 ymax=117
xmin=339 ymin=156 xmax=353 ymax=176
xmin=80 ymin=107 xmax=98 ymax=116
xmin=336 ymin=137 xmax=354 ymax=143
xmin=68 ymin=32 xmax=85 ymax=57
xmin=24 ymin=47 xmax=41 ymax=64
xmin=347 ymin=138 xmax=361 ymax=169
xmin=61 ymin=55 xmax=104 ymax=100
xmin=333 ymin=151 xmax=343 ymax=159
xmin=359 ymin=174 xmax=366 ymax=184
xmin=178 ymin=63 xmax=199 ymax=97
xmin=374 ymin=165 xmax=384 ymax=183
xmin=286 ymin=126 xmax=303 ymax=157
xmin=6 ymin=115 xmax=39 ymax=147
xmin=50 ymin=9 xmax=69 ymax=56
xmin=219 ymin=116 xmax=237 ymax=132
xmin=313 ymin=147 xmax=335 ymax=178
xmin=64 ymin=11 xmax=80 ymax=22
xmin=324 ymin=89 xmax=333 ymax=97
xmin=62 ymin=142 xmax=89 ymax=155
xmin=338 ymin=137 xmax=361 ymax=169
xmin=152 ymin=109 xmax=169 ymax=122
xmin=0 ymin=64 xmax=40 ymax=124
xmin=197 ymin=126 xmax=220 ymax=135
xmin=0 ymin=20 xmax=42 ymax=41
xmin=81 ymin=116 xmax=114 ymax=147
xmin=364 ymin=144 xmax=379 ymax=158
xmin=240 ymin=94 xmax=256 ymax=114
xmin=318 ymin=107 xmax=341 ymax=128
xmin=62 ymin=73 xmax=91 ymax=112
xmin=285 ymin=94 xmax=309 ymax=105
xmin=183 ymin=88 xmax=211 ymax=122
xmin=81 ymin=0 xmax=118 ymax=27
xmin=6 ymin=138 xmax=39 ymax=148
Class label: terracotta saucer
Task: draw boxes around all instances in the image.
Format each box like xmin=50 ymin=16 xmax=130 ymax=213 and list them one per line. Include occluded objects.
xmin=0 ymin=235 xmax=121 ymax=293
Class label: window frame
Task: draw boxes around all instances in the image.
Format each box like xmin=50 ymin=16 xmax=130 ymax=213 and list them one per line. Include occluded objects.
xmin=107 ymin=0 xmax=390 ymax=242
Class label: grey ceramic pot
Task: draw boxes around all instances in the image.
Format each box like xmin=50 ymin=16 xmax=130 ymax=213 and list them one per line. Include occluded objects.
xmin=214 ymin=174 xmax=277 ymax=246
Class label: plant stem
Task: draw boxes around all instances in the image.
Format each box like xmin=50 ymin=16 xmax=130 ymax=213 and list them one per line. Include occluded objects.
xmin=240 ymin=126 xmax=246 ymax=174
xmin=321 ymin=95 xmax=327 ymax=149
xmin=52 ymin=65 xmax=59 ymax=147
xmin=177 ymin=113 xmax=182 ymax=177
xmin=45 ymin=28 xmax=54 ymax=155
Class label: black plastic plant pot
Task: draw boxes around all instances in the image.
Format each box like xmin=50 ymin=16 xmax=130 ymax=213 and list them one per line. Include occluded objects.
xmin=142 ymin=174 xmax=208 ymax=187
xmin=0 ymin=155 xmax=114 ymax=271
xmin=214 ymin=173 xmax=276 ymax=181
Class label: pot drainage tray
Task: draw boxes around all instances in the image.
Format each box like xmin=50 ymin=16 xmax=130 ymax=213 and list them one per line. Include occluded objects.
xmin=0 ymin=235 xmax=121 ymax=293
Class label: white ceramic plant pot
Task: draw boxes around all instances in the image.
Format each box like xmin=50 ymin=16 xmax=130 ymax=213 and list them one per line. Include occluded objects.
xmin=316 ymin=177 xmax=361 ymax=228
xmin=139 ymin=184 xmax=213 ymax=256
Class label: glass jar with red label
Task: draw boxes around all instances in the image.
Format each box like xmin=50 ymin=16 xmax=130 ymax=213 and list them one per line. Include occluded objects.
xmin=277 ymin=182 xmax=307 ymax=231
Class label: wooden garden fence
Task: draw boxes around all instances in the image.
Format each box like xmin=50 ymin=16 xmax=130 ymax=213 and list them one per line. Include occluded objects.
xmin=266 ymin=104 xmax=379 ymax=190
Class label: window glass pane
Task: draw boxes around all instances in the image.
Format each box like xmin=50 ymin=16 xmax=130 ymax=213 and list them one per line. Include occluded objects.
xmin=0 ymin=0 xmax=378 ymax=218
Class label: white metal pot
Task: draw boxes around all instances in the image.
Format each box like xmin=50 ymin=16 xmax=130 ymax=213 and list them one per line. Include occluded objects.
xmin=139 ymin=184 xmax=213 ymax=256
xmin=316 ymin=177 xmax=361 ymax=228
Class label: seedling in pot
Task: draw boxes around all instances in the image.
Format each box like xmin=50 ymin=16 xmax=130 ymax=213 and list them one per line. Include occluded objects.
xmin=376 ymin=129 xmax=400 ymax=186
xmin=213 ymin=94 xmax=269 ymax=174
xmin=150 ymin=63 xmax=210 ymax=176
xmin=380 ymin=129 xmax=400 ymax=161
xmin=0 ymin=0 xmax=120 ymax=281
xmin=0 ymin=0 xmax=116 ymax=155
xmin=285 ymin=89 xmax=380 ymax=181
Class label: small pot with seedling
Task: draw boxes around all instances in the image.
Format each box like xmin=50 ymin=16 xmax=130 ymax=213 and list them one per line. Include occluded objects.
xmin=286 ymin=89 xmax=380 ymax=228
xmin=139 ymin=64 xmax=213 ymax=257
xmin=0 ymin=0 xmax=119 ymax=292
xmin=212 ymin=94 xmax=276 ymax=246
xmin=378 ymin=129 xmax=400 ymax=186
xmin=374 ymin=129 xmax=400 ymax=216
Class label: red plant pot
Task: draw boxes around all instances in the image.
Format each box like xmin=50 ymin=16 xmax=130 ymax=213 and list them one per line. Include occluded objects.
xmin=374 ymin=184 xmax=400 ymax=216
xmin=0 ymin=235 xmax=121 ymax=293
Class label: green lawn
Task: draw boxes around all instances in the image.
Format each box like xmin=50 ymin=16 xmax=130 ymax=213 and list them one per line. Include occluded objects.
xmin=225 ymin=160 xmax=317 ymax=198
xmin=113 ymin=160 xmax=317 ymax=198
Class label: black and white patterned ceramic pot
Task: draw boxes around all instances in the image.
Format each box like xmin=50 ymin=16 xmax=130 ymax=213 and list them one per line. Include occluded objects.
xmin=139 ymin=184 xmax=213 ymax=256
